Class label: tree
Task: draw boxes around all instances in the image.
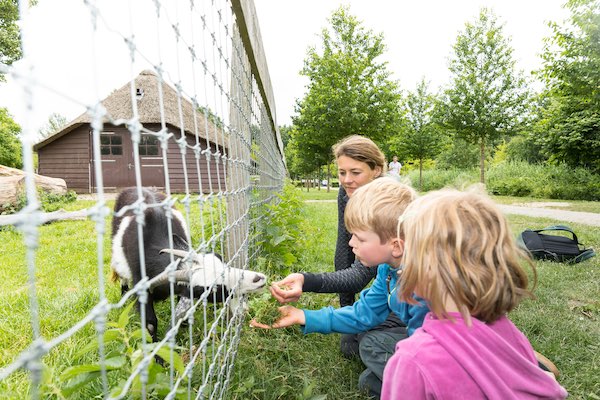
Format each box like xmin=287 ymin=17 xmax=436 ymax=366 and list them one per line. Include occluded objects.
xmin=535 ymin=0 xmax=600 ymax=172
xmin=0 ymin=0 xmax=22 ymax=81
xmin=38 ymin=112 xmax=67 ymax=140
xmin=292 ymin=6 xmax=402 ymax=173
xmin=0 ymin=107 xmax=22 ymax=168
xmin=438 ymin=8 xmax=529 ymax=183
xmin=394 ymin=79 xmax=444 ymax=189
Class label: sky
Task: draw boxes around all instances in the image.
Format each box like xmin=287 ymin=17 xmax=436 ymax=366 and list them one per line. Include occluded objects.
xmin=0 ymin=0 xmax=569 ymax=133
xmin=253 ymin=0 xmax=569 ymax=126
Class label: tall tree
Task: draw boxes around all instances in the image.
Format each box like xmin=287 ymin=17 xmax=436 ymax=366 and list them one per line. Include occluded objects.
xmin=38 ymin=112 xmax=67 ymax=140
xmin=438 ymin=8 xmax=529 ymax=183
xmin=535 ymin=0 xmax=600 ymax=172
xmin=394 ymin=79 xmax=443 ymax=189
xmin=0 ymin=0 xmax=22 ymax=81
xmin=0 ymin=107 xmax=22 ymax=168
xmin=292 ymin=6 xmax=401 ymax=172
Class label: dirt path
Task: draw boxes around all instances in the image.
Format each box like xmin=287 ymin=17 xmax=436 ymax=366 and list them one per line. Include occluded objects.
xmin=498 ymin=205 xmax=600 ymax=227
xmin=304 ymin=199 xmax=600 ymax=227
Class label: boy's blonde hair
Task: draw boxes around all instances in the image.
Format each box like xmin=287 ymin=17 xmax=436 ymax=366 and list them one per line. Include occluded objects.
xmin=399 ymin=188 xmax=536 ymax=324
xmin=332 ymin=135 xmax=386 ymax=172
xmin=345 ymin=177 xmax=417 ymax=243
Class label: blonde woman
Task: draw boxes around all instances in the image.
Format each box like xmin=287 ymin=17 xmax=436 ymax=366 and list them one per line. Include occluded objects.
xmin=382 ymin=189 xmax=567 ymax=399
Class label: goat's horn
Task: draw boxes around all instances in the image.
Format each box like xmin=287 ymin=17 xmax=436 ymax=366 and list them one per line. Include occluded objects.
xmin=159 ymin=248 xmax=194 ymax=260
xmin=149 ymin=270 xmax=192 ymax=290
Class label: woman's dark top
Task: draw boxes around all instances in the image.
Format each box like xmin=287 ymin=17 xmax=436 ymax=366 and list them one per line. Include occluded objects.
xmin=301 ymin=186 xmax=376 ymax=304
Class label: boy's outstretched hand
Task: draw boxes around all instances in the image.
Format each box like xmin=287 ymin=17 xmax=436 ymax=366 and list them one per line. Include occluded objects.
xmin=250 ymin=305 xmax=305 ymax=329
xmin=270 ymin=273 xmax=304 ymax=303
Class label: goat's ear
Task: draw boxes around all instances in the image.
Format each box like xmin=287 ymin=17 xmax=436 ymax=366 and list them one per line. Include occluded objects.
xmin=213 ymin=252 xmax=223 ymax=262
xmin=172 ymin=234 xmax=189 ymax=250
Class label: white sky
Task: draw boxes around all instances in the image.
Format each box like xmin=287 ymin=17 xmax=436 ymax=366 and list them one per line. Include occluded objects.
xmin=0 ymin=0 xmax=569 ymax=133
xmin=253 ymin=0 xmax=569 ymax=126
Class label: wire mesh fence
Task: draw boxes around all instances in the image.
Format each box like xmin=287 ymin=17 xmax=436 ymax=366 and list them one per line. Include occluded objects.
xmin=0 ymin=0 xmax=285 ymax=398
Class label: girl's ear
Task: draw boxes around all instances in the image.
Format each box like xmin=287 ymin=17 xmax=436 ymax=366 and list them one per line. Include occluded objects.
xmin=392 ymin=238 xmax=404 ymax=258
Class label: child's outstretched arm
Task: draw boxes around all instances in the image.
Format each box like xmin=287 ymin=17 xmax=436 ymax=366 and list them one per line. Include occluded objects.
xmin=250 ymin=305 xmax=305 ymax=329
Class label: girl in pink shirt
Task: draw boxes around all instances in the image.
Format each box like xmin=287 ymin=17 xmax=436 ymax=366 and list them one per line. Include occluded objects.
xmin=382 ymin=189 xmax=568 ymax=400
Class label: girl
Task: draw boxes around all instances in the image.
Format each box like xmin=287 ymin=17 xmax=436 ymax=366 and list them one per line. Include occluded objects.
xmin=382 ymin=189 xmax=567 ymax=399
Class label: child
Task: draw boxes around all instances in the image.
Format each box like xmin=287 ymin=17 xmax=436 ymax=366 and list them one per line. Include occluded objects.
xmin=382 ymin=189 xmax=568 ymax=399
xmin=251 ymin=178 xmax=429 ymax=397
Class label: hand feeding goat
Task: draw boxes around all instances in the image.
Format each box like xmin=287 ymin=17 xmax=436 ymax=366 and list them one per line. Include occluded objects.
xmin=110 ymin=187 xmax=267 ymax=343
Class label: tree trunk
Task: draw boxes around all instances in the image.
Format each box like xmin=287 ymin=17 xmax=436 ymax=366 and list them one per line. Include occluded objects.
xmin=0 ymin=165 xmax=67 ymax=208
xmin=0 ymin=208 xmax=89 ymax=226
xmin=327 ymin=163 xmax=331 ymax=192
xmin=479 ymin=139 xmax=486 ymax=184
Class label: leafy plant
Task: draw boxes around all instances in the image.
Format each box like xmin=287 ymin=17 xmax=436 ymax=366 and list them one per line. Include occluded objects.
xmin=254 ymin=182 xmax=306 ymax=277
xmin=42 ymin=301 xmax=188 ymax=399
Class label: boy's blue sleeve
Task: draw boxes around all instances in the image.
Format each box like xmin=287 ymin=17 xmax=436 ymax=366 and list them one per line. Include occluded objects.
xmin=302 ymin=265 xmax=391 ymax=335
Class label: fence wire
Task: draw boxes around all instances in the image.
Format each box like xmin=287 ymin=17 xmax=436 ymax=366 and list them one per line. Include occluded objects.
xmin=0 ymin=0 xmax=285 ymax=398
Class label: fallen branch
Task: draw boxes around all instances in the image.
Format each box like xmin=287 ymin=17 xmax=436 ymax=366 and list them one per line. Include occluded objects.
xmin=0 ymin=208 xmax=90 ymax=227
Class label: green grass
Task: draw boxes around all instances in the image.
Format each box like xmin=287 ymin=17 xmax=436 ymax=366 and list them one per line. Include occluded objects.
xmin=297 ymin=187 xmax=339 ymax=201
xmin=1 ymin=193 xmax=599 ymax=398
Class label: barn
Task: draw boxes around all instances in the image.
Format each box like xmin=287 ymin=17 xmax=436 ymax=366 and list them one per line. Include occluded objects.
xmin=34 ymin=70 xmax=225 ymax=193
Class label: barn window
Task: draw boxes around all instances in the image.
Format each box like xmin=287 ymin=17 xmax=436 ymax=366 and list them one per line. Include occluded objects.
xmin=139 ymin=135 xmax=159 ymax=156
xmin=100 ymin=133 xmax=123 ymax=155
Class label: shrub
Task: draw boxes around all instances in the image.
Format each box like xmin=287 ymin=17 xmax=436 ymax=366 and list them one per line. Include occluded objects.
xmin=253 ymin=182 xmax=306 ymax=277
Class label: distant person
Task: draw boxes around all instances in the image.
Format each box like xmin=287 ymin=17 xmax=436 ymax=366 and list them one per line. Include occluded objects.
xmin=381 ymin=188 xmax=568 ymax=400
xmin=388 ymin=156 xmax=401 ymax=176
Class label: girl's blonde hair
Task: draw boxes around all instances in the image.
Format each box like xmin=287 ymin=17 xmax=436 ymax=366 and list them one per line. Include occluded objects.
xmin=345 ymin=178 xmax=417 ymax=243
xmin=399 ymin=188 xmax=536 ymax=324
xmin=332 ymin=135 xmax=385 ymax=172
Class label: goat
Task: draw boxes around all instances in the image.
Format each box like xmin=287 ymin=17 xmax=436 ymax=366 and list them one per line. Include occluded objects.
xmin=110 ymin=187 xmax=267 ymax=342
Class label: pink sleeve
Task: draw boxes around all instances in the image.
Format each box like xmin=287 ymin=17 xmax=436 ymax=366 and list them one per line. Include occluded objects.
xmin=382 ymin=352 xmax=430 ymax=400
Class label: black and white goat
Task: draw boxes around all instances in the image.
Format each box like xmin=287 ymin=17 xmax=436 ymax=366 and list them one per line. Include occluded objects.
xmin=110 ymin=187 xmax=267 ymax=342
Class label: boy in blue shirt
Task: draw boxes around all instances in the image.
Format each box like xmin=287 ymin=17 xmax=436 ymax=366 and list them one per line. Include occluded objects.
xmin=251 ymin=178 xmax=428 ymax=398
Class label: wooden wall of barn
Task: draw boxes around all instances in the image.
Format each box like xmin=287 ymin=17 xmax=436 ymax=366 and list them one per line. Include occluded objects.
xmin=161 ymin=123 xmax=227 ymax=193
xmin=36 ymin=126 xmax=91 ymax=193
xmin=36 ymin=123 xmax=227 ymax=194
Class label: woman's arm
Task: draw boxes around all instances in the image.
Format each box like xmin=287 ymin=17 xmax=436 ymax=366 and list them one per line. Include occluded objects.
xmin=302 ymin=260 xmax=377 ymax=293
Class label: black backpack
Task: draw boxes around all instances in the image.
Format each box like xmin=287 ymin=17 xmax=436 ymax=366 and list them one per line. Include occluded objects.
xmin=517 ymin=225 xmax=596 ymax=263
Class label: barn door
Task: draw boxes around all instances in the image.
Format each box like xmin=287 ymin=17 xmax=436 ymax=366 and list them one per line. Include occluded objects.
xmin=97 ymin=131 xmax=133 ymax=190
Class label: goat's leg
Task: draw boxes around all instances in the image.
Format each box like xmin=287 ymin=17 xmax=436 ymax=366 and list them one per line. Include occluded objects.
xmin=138 ymin=297 xmax=159 ymax=344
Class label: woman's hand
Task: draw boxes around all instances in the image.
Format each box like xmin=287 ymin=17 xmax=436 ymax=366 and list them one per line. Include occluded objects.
xmin=250 ymin=305 xmax=305 ymax=329
xmin=270 ymin=273 xmax=304 ymax=303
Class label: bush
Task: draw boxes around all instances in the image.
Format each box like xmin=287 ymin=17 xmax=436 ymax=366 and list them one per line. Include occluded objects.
xmin=406 ymin=162 xmax=600 ymax=200
xmin=0 ymin=189 xmax=78 ymax=215
xmin=254 ymin=182 xmax=307 ymax=277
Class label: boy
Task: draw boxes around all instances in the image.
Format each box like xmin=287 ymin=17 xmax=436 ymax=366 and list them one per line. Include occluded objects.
xmin=251 ymin=178 xmax=428 ymax=398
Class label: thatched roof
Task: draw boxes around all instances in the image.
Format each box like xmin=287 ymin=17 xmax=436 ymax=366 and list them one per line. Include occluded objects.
xmin=35 ymin=70 xmax=219 ymax=149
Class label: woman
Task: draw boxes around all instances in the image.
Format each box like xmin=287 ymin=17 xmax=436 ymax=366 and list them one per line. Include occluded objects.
xmin=272 ymin=135 xmax=405 ymax=357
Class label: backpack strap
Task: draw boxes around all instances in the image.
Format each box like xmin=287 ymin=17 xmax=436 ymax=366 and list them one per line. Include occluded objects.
xmin=572 ymin=248 xmax=596 ymax=264
xmin=534 ymin=225 xmax=579 ymax=244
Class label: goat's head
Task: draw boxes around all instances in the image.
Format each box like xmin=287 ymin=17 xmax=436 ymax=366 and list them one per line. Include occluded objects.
xmin=152 ymin=249 xmax=267 ymax=294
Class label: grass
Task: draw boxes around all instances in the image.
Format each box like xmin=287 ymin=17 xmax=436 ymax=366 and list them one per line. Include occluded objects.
xmin=232 ymin=193 xmax=600 ymax=399
xmin=1 ymin=192 xmax=599 ymax=398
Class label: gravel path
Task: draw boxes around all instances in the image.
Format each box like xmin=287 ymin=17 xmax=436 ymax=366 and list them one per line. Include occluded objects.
xmin=498 ymin=205 xmax=600 ymax=227
xmin=304 ymin=199 xmax=600 ymax=227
